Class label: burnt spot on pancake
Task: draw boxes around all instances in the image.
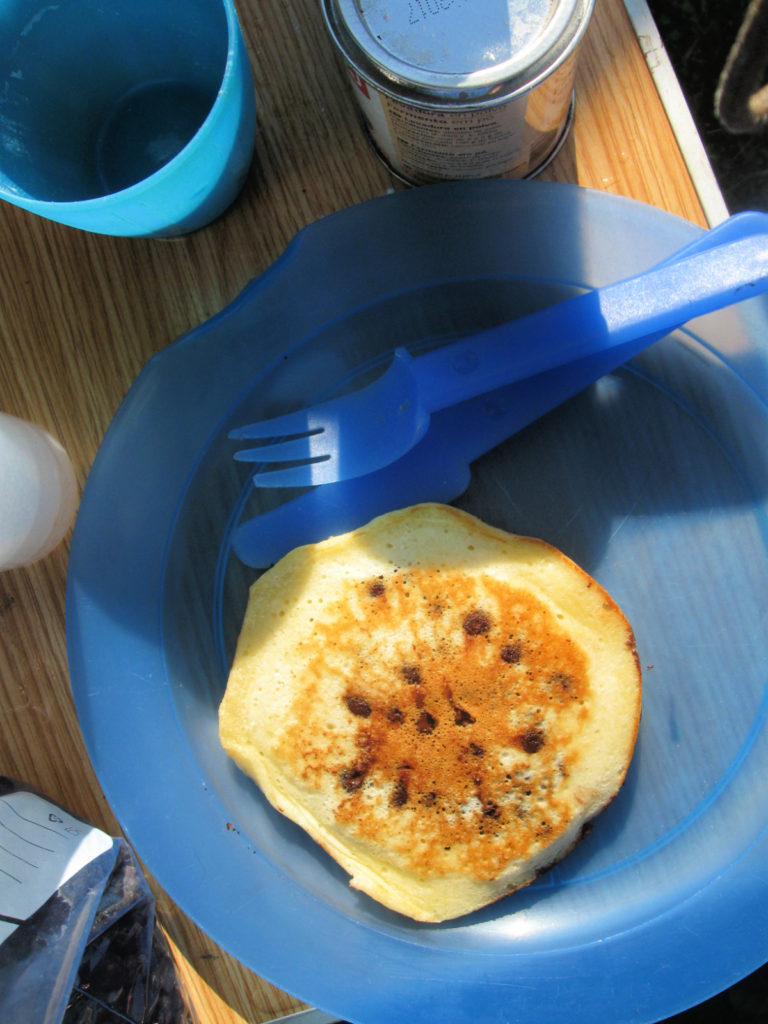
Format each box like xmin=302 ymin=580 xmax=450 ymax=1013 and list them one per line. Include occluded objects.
xmin=281 ymin=566 xmax=592 ymax=881
xmin=442 ymin=683 xmax=475 ymax=726
xmin=463 ymin=609 xmax=491 ymax=635
xmin=549 ymin=672 xmax=573 ymax=691
xmin=411 ymin=687 xmax=426 ymax=709
xmin=546 ymin=671 xmax=581 ymax=705
xmin=344 ymin=694 xmax=372 ymax=717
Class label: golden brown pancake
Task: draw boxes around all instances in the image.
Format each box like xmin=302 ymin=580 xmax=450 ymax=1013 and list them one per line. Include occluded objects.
xmin=219 ymin=503 xmax=641 ymax=922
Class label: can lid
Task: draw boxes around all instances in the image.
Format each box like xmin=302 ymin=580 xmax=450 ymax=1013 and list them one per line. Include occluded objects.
xmin=324 ymin=0 xmax=593 ymax=103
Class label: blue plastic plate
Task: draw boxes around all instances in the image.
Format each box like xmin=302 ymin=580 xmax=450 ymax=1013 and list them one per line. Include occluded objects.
xmin=66 ymin=180 xmax=768 ymax=1024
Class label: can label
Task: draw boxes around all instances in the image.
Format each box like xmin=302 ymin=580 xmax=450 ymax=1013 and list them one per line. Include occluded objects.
xmin=347 ymin=54 xmax=576 ymax=184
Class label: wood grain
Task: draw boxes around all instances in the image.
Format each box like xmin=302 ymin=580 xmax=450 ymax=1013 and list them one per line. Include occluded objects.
xmin=543 ymin=0 xmax=708 ymax=223
xmin=0 ymin=1 xmax=710 ymax=1021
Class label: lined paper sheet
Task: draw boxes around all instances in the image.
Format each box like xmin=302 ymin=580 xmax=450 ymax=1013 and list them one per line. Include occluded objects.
xmin=0 ymin=789 xmax=113 ymax=944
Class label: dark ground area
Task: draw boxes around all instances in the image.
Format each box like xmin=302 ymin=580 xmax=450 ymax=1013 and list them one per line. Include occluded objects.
xmin=638 ymin=3 xmax=768 ymax=1022
xmin=646 ymin=0 xmax=767 ymax=213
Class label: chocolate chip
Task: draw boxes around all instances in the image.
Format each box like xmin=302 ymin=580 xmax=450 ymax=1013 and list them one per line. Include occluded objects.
xmin=387 ymin=707 xmax=404 ymax=724
xmin=463 ymin=610 xmax=491 ymax=635
xmin=519 ymin=727 xmax=545 ymax=753
xmin=501 ymin=642 xmax=522 ymax=663
xmin=416 ymin=710 xmax=437 ymax=734
xmin=340 ymin=764 xmax=368 ymax=792
xmin=344 ymin=694 xmax=372 ymax=717
xmin=453 ymin=706 xmax=475 ymax=726
xmin=368 ymin=580 xmax=386 ymax=597
xmin=469 ymin=742 xmax=485 ymax=757
xmin=401 ymin=665 xmax=421 ymax=684
xmin=391 ymin=779 xmax=409 ymax=807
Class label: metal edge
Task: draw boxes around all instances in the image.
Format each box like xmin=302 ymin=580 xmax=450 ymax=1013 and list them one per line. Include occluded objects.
xmin=623 ymin=0 xmax=730 ymax=226
xmin=322 ymin=0 xmax=594 ymax=105
xmin=259 ymin=1010 xmax=343 ymax=1024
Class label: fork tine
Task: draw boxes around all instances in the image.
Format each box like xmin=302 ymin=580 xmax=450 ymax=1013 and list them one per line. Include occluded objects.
xmin=229 ymin=411 xmax=322 ymax=441
xmin=232 ymin=433 xmax=331 ymax=465
xmin=231 ymin=351 xmax=424 ymax=487
xmin=248 ymin=457 xmax=343 ymax=488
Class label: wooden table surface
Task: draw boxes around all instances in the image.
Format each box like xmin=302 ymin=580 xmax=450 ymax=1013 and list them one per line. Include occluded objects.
xmin=0 ymin=1 xmax=714 ymax=1021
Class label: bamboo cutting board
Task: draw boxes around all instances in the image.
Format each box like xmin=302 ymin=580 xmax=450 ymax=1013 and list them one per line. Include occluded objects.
xmin=0 ymin=1 xmax=713 ymax=1022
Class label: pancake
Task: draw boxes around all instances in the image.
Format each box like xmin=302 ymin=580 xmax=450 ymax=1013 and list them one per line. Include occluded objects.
xmin=219 ymin=503 xmax=641 ymax=922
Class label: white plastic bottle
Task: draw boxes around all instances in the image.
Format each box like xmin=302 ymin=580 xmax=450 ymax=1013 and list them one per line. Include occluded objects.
xmin=0 ymin=413 xmax=78 ymax=570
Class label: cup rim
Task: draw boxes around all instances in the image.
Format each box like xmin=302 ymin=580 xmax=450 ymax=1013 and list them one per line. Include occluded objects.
xmin=0 ymin=0 xmax=248 ymax=214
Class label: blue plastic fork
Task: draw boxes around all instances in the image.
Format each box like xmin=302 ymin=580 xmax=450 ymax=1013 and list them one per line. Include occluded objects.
xmin=231 ymin=213 xmax=768 ymax=488
xmin=232 ymin=212 xmax=766 ymax=566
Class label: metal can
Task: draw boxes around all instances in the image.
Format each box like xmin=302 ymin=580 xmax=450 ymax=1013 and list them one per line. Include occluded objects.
xmin=322 ymin=0 xmax=594 ymax=184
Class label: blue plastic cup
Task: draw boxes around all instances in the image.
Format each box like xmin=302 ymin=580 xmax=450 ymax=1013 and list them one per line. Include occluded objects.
xmin=0 ymin=0 xmax=256 ymax=237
